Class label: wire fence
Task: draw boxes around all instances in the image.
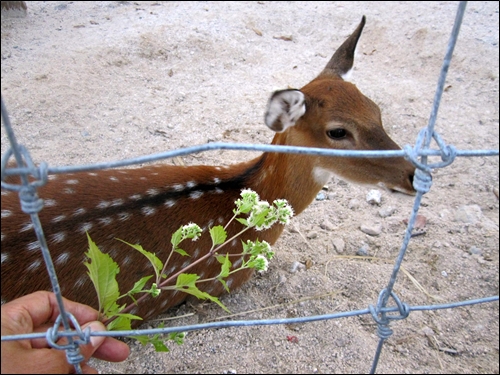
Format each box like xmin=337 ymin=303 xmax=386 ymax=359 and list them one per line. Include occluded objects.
xmin=1 ymin=1 xmax=498 ymax=374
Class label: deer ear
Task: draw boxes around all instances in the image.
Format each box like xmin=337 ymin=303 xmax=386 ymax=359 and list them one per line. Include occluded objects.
xmin=264 ymin=89 xmax=306 ymax=133
xmin=319 ymin=15 xmax=366 ymax=80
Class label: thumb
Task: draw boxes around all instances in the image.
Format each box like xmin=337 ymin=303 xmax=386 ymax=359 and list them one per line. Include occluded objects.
xmin=79 ymin=321 xmax=107 ymax=360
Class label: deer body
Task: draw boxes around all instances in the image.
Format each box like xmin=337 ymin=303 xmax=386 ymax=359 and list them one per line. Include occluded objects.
xmin=1 ymin=17 xmax=415 ymax=324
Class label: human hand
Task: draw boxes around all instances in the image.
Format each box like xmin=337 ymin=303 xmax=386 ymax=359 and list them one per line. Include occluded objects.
xmin=1 ymin=291 xmax=130 ymax=374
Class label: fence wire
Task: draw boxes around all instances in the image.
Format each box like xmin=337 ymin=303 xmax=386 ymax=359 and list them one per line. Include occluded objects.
xmin=1 ymin=1 xmax=498 ymax=374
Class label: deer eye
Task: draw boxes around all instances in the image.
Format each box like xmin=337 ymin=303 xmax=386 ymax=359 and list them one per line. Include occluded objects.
xmin=327 ymin=128 xmax=347 ymax=139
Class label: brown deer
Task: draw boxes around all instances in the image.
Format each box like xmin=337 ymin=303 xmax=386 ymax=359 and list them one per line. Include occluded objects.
xmin=1 ymin=16 xmax=415 ymax=325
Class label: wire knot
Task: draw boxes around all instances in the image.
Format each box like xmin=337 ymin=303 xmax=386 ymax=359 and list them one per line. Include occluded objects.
xmin=46 ymin=312 xmax=90 ymax=366
xmin=369 ymin=289 xmax=410 ymax=341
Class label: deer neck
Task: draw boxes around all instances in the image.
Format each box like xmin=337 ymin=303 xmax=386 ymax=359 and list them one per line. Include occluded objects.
xmin=245 ymin=135 xmax=328 ymax=216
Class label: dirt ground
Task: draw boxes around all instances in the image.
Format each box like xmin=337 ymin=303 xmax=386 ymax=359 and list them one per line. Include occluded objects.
xmin=1 ymin=1 xmax=498 ymax=374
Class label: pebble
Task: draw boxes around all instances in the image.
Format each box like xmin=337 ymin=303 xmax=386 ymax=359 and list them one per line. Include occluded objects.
xmin=289 ymin=261 xmax=306 ymax=273
xmin=454 ymin=204 xmax=482 ymax=224
xmin=307 ymin=231 xmax=318 ymax=239
xmin=356 ymin=243 xmax=369 ymax=256
xmin=366 ymin=189 xmax=382 ymax=205
xmin=360 ymin=223 xmax=382 ymax=236
xmin=332 ymin=238 xmax=345 ymax=253
xmin=348 ymin=199 xmax=360 ymax=210
xmin=379 ymin=206 xmax=396 ymax=218
xmin=320 ymin=219 xmax=335 ymax=231
xmin=315 ymin=192 xmax=326 ymax=201
xmin=469 ymin=246 xmax=482 ymax=255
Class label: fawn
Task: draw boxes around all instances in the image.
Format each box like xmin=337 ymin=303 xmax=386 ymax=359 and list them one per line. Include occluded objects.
xmin=1 ymin=16 xmax=415 ymax=325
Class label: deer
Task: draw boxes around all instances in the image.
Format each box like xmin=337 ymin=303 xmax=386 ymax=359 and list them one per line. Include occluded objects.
xmin=1 ymin=16 xmax=415 ymax=326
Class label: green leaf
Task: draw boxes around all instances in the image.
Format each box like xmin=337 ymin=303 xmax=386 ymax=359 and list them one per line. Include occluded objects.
xmin=174 ymin=248 xmax=190 ymax=257
xmin=171 ymin=227 xmax=183 ymax=248
xmin=176 ymin=274 xmax=230 ymax=313
xmin=84 ymin=233 xmax=120 ymax=315
xmin=107 ymin=314 xmax=132 ymax=331
xmin=216 ymin=254 xmax=231 ymax=279
xmin=209 ymin=225 xmax=227 ymax=246
xmin=236 ymin=218 xmax=248 ymax=227
xmin=116 ymin=239 xmax=163 ymax=282
xmin=127 ymin=275 xmax=154 ymax=299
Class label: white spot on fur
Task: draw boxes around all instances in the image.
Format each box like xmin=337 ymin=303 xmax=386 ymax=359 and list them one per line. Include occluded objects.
xmin=147 ymin=188 xmax=160 ymax=196
xmin=52 ymin=215 xmax=66 ymax=223
xmin=122 ymin=255 xmax=132 ymax=266
xmin=73 ymin=208 xmax=86 ymax=216
xmin=63 ymin=188 xmax=76 ymax=194
xmin=27 ymin=241 xmax=41 ymax=251
xmin=141 ymin=206 xmax=156 ymax=216
xmin=231 ymin=239 xmax=238 ymax=247
xmin=213 ymin=178 xmax=221 ymax=184
xmin=181 ymin=260 xmax=191 ymax=269
xmin=215 ymin=167 xmax=222 ymax=171
xmin=129 ymin=194 xmax=142 ymax=200
xmin=164 ymin=199 xmax=176 ymax=208
xmin=214 ymin=188 xmax=224 ymax=194
xmin=1 ymin=210 xmax=12 ymax=218
xmin=48 ymin=175 xmax=58 ymax=180
xmin=118 ymin=212 xmax=132 ymax=221
xmin=50 ymin=232 xmax=67 ymax=243
xmin=172 ymin=184 xmax=184 ymax=191
xmin=109 ymin=176 xmax=119 ymax=182
xmin=27 ymin=259 xmax=42 ymax=272
xmin=98 ymin=217 xmax=113 ymax=226
xmin=233 ymin=257 xmax=243 ymax=268
xmin=20 ymin=222 xmax=34 ymax=232
xmin=190 ymin=191 xmax=203 ymax=199
xmin=192 ymin=248 xmax=201 ymax=258
xmin=111 ymin=199 xmax=124 ymax=207
xmin=217 ymin=217 xmax=225 ymax=224
xmin=66 ymin=179 xmax=79 ymax=185
xmin=79 ymin=222 xmax=93 ymax=233
xmin=140 ymin=177 xmax=147 ymax=181
xmin=97 ymin=201 xmax=111 ymax=209
xmin=1 ymin=253 xmax=8 ymax=263
xmin=118 ymin=170 xmax=128 ymax=174
xmin=75 ymin=275 xmax=87 ymax=288
xmin=160 ymin=299 xmax=169 ymax=308
xmin=226 ymin=277 xmax=234 ymax=288
xmin=55 ymin=252 xmax=70 ymax=265
xmin=87 ymin=172 xmax=98 ymax=176
xmin=44 ymin=199 xmax=57 ymax=207
xmin=186 ymin=181 xmax=196 ymax=189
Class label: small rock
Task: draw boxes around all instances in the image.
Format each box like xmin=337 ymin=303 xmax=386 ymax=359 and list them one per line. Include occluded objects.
xmin=379 ymin=206 xmax=396 ymax=218
xmin=360 ymin=223 xmax=382 ymax=236
xmin=315 ymin=192 xmax=326 ymax=201
xmin=289 ymin=261 xmax=306 ymax=273
xmin=441 ymin=270 xmax=448 ymax=277
xmin=332 ymin=238 xmax=345 ymax=253
xmin=420 ymin=326 xmax=435 ymax=337
xmin=454 ymin=204 xmax=482 ymax=224
xmin=320 ymin=219 xmax=335 ymax=231
xmin=469 ymin=246 xmax=482 ymax=255
xmin=366 ymin=189 xmax=382 ymax=205
xmin=307 ymin=231 xmax=318 ymax=239
xmin=356 ymin=243 xmax=369 ymax=256
xmin=348 ymin=199 xmax=360 ymax=210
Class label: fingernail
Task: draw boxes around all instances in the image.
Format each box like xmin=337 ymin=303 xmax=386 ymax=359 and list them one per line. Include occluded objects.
xmin=85 ymin=321 xmax=106 ymax=347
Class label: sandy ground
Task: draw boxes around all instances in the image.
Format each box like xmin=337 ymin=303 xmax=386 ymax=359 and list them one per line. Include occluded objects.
xmin=1 ymin=1 xmax=498 ymax=374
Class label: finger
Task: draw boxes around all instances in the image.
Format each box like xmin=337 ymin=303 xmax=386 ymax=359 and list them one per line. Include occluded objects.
xmin=1 ymin=291 xmax=99 ymax=334
xmin=79 ymin=321 xmax=130 ymax=363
